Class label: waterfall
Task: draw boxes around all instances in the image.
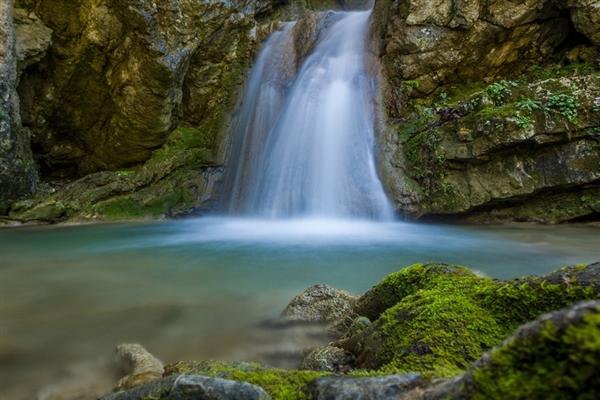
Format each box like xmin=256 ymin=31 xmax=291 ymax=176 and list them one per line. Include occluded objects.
xmin=219 ymin=10 xmax=394 ymax=220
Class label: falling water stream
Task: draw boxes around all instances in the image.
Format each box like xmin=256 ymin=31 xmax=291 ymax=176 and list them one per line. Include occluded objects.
xmin=1 ymin=9 xmax=599 ymax=400
xmin=220 ymin=10 xmax=393 ymax=219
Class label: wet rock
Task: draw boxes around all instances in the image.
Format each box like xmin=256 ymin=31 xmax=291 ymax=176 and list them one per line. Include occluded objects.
xmin=114 ymin=344 xmax=164 ymax=392
xmin=169 ymin=375 xmax=272 ymax=400
xmin=279 ymin=284 xmax=359 ymax=327
xmin=300 ymin=345 xmax=355 ymax=373
xmin=303 ymin=373 xmax=423 ymax=400
xmin=0 ymin=0 xmax=39 ymax=206
xmin=13 ymin=8 xmax=51 ymax=78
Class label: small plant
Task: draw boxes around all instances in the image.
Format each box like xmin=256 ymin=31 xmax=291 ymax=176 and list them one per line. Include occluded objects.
xmin=515 ymin=112 xmax=533 ymax=129
xmin=485 ymin=80 xmax=518 ymax=106
xmin=516 ymin=96 xmax=542 ymax=112
xmin=117 ymin=170 xmax=136 ymax=176
xmin=546 ymin=93 xmax=580 ymax=122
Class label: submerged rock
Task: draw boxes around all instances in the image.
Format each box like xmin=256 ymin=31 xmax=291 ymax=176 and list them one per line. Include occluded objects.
xmin=114 ymin=343 xmax=164 ymax=392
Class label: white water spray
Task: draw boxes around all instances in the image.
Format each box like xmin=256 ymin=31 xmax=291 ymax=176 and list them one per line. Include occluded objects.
xmin=220 ymin=10 xmax=394 ymax=220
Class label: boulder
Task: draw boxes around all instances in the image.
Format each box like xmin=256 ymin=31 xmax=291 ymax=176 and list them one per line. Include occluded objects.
xmin=431 ymin=300 xmax=600 ymax=399
xmin=336 ymin=263 xmax=600 ymax=376
xmin=279 ymin=284 xmax=359 ymax=332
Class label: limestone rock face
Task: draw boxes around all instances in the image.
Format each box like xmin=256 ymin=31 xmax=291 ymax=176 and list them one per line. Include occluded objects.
xmin=13 ymin=9 xmax=52 ymax=78
xmin=17 ymin=0 xmax=283 ymax=178
xmin=0 ymin=0 xmax=38 ymax=209
xmin=377 ymin=60 xmax=600 ymax=222
xmin=371 ymin=0 xmax=570 ymax=104
xmin=553 ymin=0 xmax=600 ymax=45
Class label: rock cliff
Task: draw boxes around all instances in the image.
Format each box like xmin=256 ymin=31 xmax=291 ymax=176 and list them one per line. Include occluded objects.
xmin=372 ymin=0 xmax=600 ymax=222
xmin=0 ymin=0 xmax=39 ymax=213
xmin=1 ymin=0 xmax=599 ymax=223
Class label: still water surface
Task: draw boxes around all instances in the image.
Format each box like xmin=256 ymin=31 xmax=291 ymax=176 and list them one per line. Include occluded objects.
xmin=1 ymin=218 xmax=599 ymax=398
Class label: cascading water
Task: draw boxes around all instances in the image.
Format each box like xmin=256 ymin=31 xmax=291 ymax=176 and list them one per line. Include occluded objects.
xmin=219 ymin=10 xmax=394 ymax=220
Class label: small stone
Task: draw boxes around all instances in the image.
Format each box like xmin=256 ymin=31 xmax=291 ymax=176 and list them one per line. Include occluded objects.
xmin=113 ymin=343 xmax=164 ymax=392
xmin=300 ymin=345 xmax=355 ymax=373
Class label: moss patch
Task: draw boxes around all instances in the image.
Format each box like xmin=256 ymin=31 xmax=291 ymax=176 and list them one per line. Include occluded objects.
xmin=468 ymin=305 xmax=600 ymax=399
xmin=353 ymin=263 xmax=599 ymax=378
xmin=164 ymin=361 xmax=326 ymax=400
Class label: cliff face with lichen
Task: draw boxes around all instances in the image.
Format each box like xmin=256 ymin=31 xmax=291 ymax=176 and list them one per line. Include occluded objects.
xmin=0 ymin=0 xmax=599 ymax=223
xmin=372 ymin=0 xmax=600 ymax=223
xmin=0 ymin=0 xmax=39 ymax=212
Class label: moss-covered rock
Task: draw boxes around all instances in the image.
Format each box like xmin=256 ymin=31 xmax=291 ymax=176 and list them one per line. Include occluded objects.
xmin=379 ymin=60 xmax=600 ymax=222
xmin=445 ymin=300 xmax=600 ymax=399
xmin=164 ymin=360 xmax=327 ymax=400
xmin=338 ymin=262 xmax=600 ymax=378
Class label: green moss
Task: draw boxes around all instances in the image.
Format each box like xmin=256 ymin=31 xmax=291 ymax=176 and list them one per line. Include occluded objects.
xmin=147 ymin=127 xmax=215 ymax=165
xmin=164 ymin=361 xmax=326 ymax=400
xmin=364 ymin=263 xmax=599 ymax=378
xmin=96 ymin=189 xmax=192 ymax=220
xmin=470 ymin=308 xmax=600 ymax=399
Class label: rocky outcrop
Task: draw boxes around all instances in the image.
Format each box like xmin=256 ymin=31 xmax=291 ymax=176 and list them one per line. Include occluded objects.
xmin=7 ymin=128 xmax=221 ymax=222
xmin=0 ymin=0 xmax=39 ymax=211
xmin=370 ymin=0 xmax=600 ymax=222
xmin=15 ymin=0 xmax=286 ymax=178
xmin=13 ymin=9 xmax=52 ymax=79
xmin=378 ymin=58 xmax=600 ymax=222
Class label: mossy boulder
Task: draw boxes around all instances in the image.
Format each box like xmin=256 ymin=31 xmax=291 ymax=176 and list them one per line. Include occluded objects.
xmin=442 ymin=300 xmax=600 ymax=399
xmin=337 ymin=262 xmax=600 ymax=378
xmin=163 ymin=360 xmax=326 ymax=400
